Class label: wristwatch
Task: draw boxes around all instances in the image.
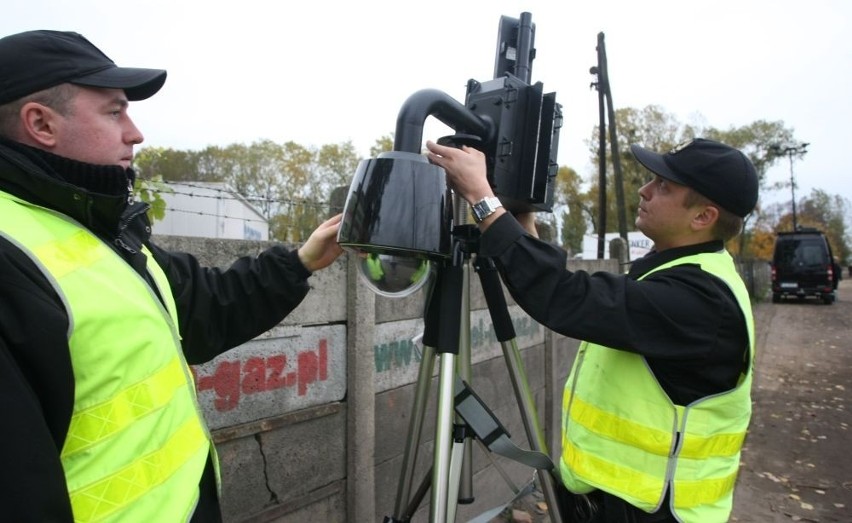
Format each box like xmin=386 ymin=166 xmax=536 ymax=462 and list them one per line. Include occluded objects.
xmin=471 ymin=196 xmax=503 ymax=224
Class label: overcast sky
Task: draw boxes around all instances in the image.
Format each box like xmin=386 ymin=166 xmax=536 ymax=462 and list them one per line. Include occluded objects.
xmin=3 ymin=0 xmax=850 ymax=214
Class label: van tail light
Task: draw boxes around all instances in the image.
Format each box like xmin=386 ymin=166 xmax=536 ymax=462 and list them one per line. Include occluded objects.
xmin=771 ymin=265 xmax=777 ymax=281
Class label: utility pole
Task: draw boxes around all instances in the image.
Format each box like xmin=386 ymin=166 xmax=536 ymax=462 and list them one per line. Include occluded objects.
xmin=769 ymin=142 xmax=809 ymax=231
xmin=590 ymin=32 xmax=627 ymax=260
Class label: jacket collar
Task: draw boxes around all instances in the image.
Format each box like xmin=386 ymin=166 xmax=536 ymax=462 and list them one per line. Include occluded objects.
xmin=0 ymin=139 xmax=143 ymax=238
xmin=628 ymin=240 xmax=726 ymax=278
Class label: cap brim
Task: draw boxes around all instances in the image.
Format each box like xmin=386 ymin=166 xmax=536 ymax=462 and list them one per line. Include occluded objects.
xmin=72 ymin=66 xmax=167 ymax=101
xmin=630 ymin=144 xmax=688 ymax=185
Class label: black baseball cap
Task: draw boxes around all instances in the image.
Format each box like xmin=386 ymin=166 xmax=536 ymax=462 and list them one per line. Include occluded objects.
xmin=0 ymin=30 xmax=167 ymax=105
xmin=630 ymin=138 xmax=758 ymax=217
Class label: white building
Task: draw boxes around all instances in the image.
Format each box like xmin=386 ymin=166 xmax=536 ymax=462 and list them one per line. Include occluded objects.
xmin=152 ymin=182 xmax=269 ymax=240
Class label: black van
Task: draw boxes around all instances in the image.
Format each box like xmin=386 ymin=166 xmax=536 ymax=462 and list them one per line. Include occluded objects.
xmin=771 ymin=228 xmax=837 ymax=304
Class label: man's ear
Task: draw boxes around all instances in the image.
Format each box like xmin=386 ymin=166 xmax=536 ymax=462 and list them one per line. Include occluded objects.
xmin=19 ymin=102 xmax=59 ymax=148
xmin=691 ymin=205 xmax=719 ymax=232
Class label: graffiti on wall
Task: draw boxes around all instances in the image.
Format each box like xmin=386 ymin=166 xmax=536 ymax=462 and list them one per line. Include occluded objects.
xmin=372 ymin=306 xmax=543 ymax=393
xmin=195 ymin=339 xmax=328 ymax=412
xmin=192 ymin=324 xmax=346 ymax=430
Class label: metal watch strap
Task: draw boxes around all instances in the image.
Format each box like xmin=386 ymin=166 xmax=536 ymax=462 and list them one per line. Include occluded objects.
xmin=471 ymin=196 xmax=502 ymax=223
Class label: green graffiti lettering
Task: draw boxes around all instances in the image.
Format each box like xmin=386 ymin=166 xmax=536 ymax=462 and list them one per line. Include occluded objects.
xmin=374 ymin=343 xmax=392 ymax=372
xmin=394 ymin=339 xmax=412 ymax=367
xmin=374 ymin=337 xmax=423 ymax=374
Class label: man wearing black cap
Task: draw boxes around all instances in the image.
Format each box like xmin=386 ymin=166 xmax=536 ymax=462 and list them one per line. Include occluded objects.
xmin=0 ymin=30 xmax=343 ymax=522
xmin=426 ymin=138 xmax=757 ymax=522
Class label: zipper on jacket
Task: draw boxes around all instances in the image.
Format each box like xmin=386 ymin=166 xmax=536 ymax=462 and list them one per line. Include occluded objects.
xmin=114 ymin=237 xmax=138 ymax=255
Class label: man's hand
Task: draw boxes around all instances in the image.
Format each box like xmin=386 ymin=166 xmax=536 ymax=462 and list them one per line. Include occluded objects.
xmin=297 ymin=214 xmax=344 ymax=272
xmin=425 ymin=140 xmax=493 ymax=204
xmin=426 ymin=140 xmax=511 ymax=230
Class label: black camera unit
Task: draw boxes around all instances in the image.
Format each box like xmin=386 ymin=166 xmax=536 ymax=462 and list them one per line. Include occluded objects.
xmin=462 ymin=12 xmax=562 ymax=214
xmin=338 ymin=12 xmax=561 ymax=260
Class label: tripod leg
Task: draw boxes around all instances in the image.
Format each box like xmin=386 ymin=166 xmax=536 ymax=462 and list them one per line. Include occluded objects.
xmin=431 ymin=352 xmax=458 ymax=522
xmin=391 ymin=344 xmax=437 ymax=520
xmin=457 ymin=258 xmax=474 ymax=505
xmin=501 ymin=338 xmax=565 ymax=522
xmin=445 ymin=424 xmax=469 ymax=523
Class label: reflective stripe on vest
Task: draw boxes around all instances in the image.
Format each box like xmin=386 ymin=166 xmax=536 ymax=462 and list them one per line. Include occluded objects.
xmin=0 ymin=191 xmax=211 ymax=522
xmin=559 ymin=251 xmax=754 ymax=523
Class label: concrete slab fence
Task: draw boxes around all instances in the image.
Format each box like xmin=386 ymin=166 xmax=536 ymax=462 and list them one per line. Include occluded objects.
xmin=152 ymin=234 xmax=769 ymax=522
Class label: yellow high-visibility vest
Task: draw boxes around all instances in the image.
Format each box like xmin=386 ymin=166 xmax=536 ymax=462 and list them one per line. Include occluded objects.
xmin=0 ymin=190 xmax=212 ymax=522
xmin=560 ymin=251 xmax=754 ymax=523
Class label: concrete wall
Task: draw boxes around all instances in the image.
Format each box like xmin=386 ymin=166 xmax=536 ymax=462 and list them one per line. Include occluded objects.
xmin=152 ymin=234 xmax=769 ymax=522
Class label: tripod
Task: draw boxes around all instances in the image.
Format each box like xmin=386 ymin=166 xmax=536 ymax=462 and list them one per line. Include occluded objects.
xmin=384 ymin=195 xmax=565 ymax=523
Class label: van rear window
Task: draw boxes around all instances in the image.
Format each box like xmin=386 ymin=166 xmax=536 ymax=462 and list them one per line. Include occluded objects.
xmin=775 ymin=238 xmax=826 ymax=267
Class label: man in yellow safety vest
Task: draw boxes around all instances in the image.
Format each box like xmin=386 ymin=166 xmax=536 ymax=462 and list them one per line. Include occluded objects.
xmin=427 ymin=136 xmax=757 ymax=523
xmin=0 ymin=30 xmax=343 ymax=522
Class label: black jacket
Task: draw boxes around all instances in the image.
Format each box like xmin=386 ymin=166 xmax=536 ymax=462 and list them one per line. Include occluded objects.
xmin=0 ymin=140 xmax=314 ymax=522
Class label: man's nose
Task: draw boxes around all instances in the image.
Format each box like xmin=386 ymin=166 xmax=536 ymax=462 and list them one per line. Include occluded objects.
xmin=125 ymin=118 xmax=144 ymax=145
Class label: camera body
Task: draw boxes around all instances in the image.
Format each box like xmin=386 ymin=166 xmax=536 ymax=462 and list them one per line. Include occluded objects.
xmin=464 ymin=74 xmax=562 ymax=214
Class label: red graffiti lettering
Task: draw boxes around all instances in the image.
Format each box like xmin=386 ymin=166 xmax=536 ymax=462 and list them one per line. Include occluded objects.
xmin=297 ymin=339 xmax=328 ymax=395
xmin=196 ymin=360 xmax=241 ymax=411
xmin=319 ymin=339 xmax=327 ymax=381
xmin=242 ymin=357 xmax=266 ymax=393
xmin=297 ymin=351 xmax=317 ymax=396
xmin=195 ymin=338 xmax=330 ymax=411
xmin=265 ymin=354 xmax=288 ymax=390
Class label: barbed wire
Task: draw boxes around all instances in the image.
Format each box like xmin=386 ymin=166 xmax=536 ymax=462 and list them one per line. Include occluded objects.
xmin=144 ymin=180 xmax=338 ymax=224
xmin=141 ymin=181 xmax=338 ymax=216
xmin=144 ymin=180 xmax=335 ymax=209
xmin=161 ymin=207 xmax=271 ymax=225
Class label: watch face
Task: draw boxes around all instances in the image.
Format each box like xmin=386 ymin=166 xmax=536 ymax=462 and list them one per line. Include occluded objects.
xmin=473 ymin=197 xmax=501 ymax=223
xmin=472 ymin=201 xmax=487 ymax=221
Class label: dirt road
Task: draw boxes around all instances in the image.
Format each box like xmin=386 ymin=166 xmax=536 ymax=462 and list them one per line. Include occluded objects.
xmin=498 ymin=281 xmax=852 ymax=522
xmin=731 ymin=280 xmax=851 ymax=522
